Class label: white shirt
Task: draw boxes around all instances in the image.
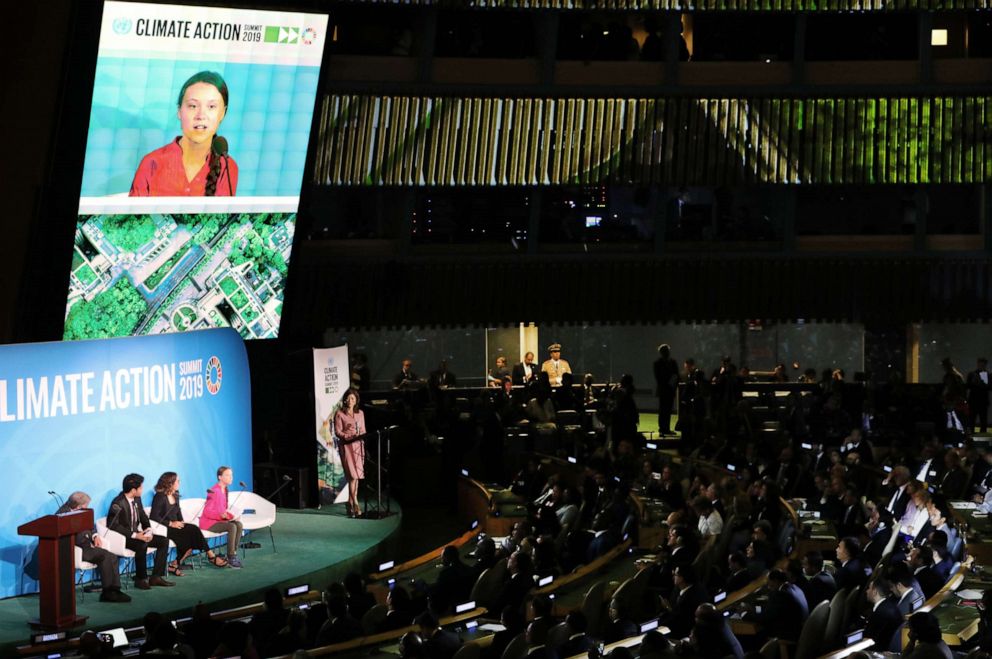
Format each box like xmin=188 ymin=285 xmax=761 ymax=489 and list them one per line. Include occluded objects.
xmin=698 ymin=510 xmax=724 ymax=537
xmin=978 ymin=489 xmax=992 ymax=514
xmin=901 ymin=502 xmax=929 ymax=534
xmin=916 ymin=459 xmax=933 ymax=483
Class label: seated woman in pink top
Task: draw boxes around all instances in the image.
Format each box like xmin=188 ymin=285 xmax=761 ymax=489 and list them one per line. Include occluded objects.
xmin=200 ymin=465 xmax=244 ymax=569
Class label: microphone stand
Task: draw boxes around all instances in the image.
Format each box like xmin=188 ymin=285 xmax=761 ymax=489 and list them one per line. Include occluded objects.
xmin=363 ymin=426 xmax=395 ymax=519
xmin=103 ymin=501 xmax=125 ymax=539
xmin=265 ymin=475 xmax=294 ymax=504
xmin=223 ymin=154 xmax=233 ymax=195
xmin=227 ymin=482 xmax=248 ymax=517
xmin=48 ymin=491 xmax=65 ymax=513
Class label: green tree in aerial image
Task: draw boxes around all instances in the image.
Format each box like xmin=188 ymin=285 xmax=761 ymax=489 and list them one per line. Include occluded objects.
xmin=194 ymin=215 xmax=222 ymax=245
xmin=99 ymin=215 xmax=157 ymax=252
xmin=64 ymin=279 xmax=148 ymax=340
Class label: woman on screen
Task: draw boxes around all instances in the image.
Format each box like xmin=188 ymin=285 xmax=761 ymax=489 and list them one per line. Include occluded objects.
xmin=149 ymin=471 xmax=228 ymax=572
xmin=129 ymin=71 xmax=238 ymax=197
xmin=200 ymin=465 xmax=244 ymax=568
xmin=334 ymin=388 xmax=366 ymax=518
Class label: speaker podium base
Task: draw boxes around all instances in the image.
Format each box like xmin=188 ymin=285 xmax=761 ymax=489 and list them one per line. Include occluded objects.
xmin=28 ymin=615 xmax=87 ymax=631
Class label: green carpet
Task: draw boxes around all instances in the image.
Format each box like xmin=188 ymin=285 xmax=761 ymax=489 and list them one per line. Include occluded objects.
xmin=0 ymin=506 xmax=401 ymax=655
xmin=639 ymin=412 xmax=679 ymax=436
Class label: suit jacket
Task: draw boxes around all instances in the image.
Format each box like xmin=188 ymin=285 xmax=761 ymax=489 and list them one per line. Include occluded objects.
xmin=885 ymin=486 xmax=911 ymax=520
xmin=939 ymin=468 xmax=967 ymax=498
xmin=759 ymin=583 xmax=809 ymax=641
xmin=315 ymin=615 xmax=363 ymax=647
xmin=664 ymin=582 xmax=709 ymax=639
xmin=431 ymin=559 xmax=476 ymax=614
xmin=108 ymin=493 xmax=150 ymax=537
xmin=863 ymin=526 xmax=893 ymax=567
xmin=57 ymin=503 xmax=97 ymax=548
xmin=801 ymin=571 xmax=837 ymax=609
xmin=834 ymin=558 xmax=870 ymax=592
xmin=691 ymin=619 xmax=744 ymax=659
xmin=968 ymin=370 xmax=991 ymax=407
xmin=897 ymin=588 xmax=921 ymax=616
xmin=865 ymin=597 xmax=903 ymax=650
xmin=429 ymin=369 xmax=457 ymax=389
xmin=651 ymin=545 xmax=694 ymax=594
xmin=725 ymin=569 xmax=753 ymax=594
xmin=512 ymin=362 xmax=538 ymax=386
xmin=493 ymin=572 xmax=534 ymax=615
xmin=915 ymin=566 xmax=943 ymax=600
xmin=149 ymin=492 xmax=184 ymax=525
xmin=424 ymin=629 xmax=462 ymax=659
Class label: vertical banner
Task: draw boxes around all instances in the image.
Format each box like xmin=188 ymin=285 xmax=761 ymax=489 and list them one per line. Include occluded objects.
xmin=314 ymin=345 xmax=349 ymax=505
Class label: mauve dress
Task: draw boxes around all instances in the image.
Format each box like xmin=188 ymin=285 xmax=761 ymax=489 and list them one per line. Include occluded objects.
xmin=334 ymin=409 xmax=366 ymax=480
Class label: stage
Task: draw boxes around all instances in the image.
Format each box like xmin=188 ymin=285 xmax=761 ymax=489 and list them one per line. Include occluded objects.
xmin=0 ymin=505 xmax=401 ymax=656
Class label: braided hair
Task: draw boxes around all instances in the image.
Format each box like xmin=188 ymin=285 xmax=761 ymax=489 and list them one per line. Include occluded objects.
xmin=176 ymin=71 xmax=229 ymax=196
xmin=205 ymin=146 xmax=223 ymax=197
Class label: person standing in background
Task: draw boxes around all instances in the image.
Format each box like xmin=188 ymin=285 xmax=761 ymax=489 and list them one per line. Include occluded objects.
xmin=653 ymin=344 xmax=679 ymax=436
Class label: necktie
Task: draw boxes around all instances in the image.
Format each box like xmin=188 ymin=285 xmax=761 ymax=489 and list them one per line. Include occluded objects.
xmin=131 ymin=500 xmax=139 ymax=532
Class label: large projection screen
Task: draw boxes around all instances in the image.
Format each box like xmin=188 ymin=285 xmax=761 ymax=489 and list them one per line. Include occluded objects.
xmin=64 ymin=2 xmax=328 ymax=341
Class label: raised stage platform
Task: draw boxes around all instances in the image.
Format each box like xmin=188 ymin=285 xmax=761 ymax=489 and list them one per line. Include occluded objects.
xmin=1 ymin=505 xmax=402 ymax=656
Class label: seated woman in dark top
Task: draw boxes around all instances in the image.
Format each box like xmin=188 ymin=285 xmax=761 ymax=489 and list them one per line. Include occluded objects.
xmin=150 ymin=471 xmax=228 ymax=574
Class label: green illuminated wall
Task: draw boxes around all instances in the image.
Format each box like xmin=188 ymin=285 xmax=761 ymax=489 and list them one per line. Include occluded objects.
xmin=314 ymin=95 xmax=992 ymax=186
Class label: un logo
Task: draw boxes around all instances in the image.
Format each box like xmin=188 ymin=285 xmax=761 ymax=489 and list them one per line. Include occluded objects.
xmin=112 ymin=18 xmax=132 ymax=35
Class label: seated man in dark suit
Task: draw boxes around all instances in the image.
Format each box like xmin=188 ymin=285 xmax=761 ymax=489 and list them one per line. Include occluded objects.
xmin=799 ymin=551 xmax=836 ymax=609
xmin=864 ymin=578 xmax=903 ymax=650
xmin=108 ymin=473 xmax=172 ymax=590
xmin=431 ymin=545 xmax=476 ymax=615
xmin=316 ymin=598 xmax=363 ymax=647
xmin=863 ymin=505 xmax=895 ymax=567
xmin=393 ymin=359 xmax=420 ymax=389
xmin=908 ymin=546 xmax=944 ymax=600
xmin=724 ymin=551 xmax=752 ymax=595
xmin=603 ymin=598 xmax=639 ymax=643
xmin=834 ymin=536 xmax=870 ymax=592
xmin=755 ymin=569 xmax=809 ymax=642
xmin=681 ymin=603 xmax=744 ymax=659
xmin=660 ymin=565 xmax=709 ymax=639
xmin=416 ymin=611 xmax=462 ymax=659
xmin=493 ymin=551 xmax=535 ymax=616
xmin=58 ymin=491 xmax=130 ymax=603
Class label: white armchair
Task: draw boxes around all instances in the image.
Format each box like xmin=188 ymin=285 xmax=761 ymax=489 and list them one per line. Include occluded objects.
xmin=74 ymin=544 xmax=99 ymax=600
xmin=236 ymin=492 xmax=278 ymax=553
xmin=94 ymin=516 xmax=150 ymax=587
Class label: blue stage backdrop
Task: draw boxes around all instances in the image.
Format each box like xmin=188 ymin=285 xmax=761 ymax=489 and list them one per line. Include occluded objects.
xmin=0 ymin=328 xmax=252 ymax=598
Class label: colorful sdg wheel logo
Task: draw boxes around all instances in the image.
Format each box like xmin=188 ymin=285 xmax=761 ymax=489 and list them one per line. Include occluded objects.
xmin=302 ymin=27 xmax=318 ymax=45
xmin=205 ymin=356 xmax=223 ymax=395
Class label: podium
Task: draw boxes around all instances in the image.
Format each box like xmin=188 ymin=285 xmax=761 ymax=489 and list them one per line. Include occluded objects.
xmin=18 ymin=509 xmax=93 ymax=630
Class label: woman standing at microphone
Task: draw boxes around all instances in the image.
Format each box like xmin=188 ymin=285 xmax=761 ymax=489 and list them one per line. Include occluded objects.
xmin=129 ymin=70 xmax=238 ymax=196
xmin=334 ymin=388 xmax=367 ymax=518
xmin=150 ymin=472 xmax=228 ymax=573
xmin=200 ymin=466 xmax=244 ymax=569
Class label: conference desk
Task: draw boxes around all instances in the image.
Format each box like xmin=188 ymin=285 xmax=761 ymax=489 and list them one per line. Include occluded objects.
xmin=917 ymin=563 xmax=986 ymax=647
xmin=951 ymin=501 xmax=992 ymax=565
xmin=457 ymin=476 xmax=529 ymax=537
xmin=715 ymin=575 xmax=769 ymax=636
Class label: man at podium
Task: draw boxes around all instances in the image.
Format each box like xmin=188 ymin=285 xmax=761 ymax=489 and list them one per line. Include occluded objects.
xmin=57 ymin=492 xmax=130 ymax=603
